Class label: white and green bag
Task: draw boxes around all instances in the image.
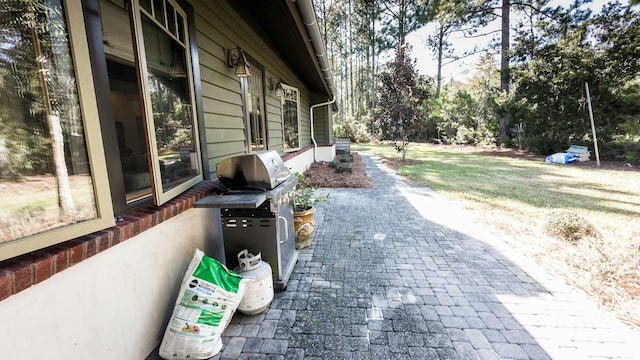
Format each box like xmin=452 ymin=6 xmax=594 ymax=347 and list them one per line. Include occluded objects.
xmin=159 ymin=249 xmax=246 ymax=359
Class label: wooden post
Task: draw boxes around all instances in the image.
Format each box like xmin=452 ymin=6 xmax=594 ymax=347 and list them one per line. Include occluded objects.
xmin=584 ymin=82 xmax=600 ymax=166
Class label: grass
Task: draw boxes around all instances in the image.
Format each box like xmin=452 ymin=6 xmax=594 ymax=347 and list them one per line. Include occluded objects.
xmin=0 ymin=175 xmax=97 ymax=243
xmin=354 ymin=142 xmax=640 ymax=328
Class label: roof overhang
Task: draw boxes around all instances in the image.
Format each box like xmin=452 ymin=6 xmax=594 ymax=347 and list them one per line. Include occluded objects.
xmin=232 ymin=0 xmax=335 ymax=99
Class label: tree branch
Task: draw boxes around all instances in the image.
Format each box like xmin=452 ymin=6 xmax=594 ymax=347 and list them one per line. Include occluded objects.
xmin=441 ymin=48 xmax=488 ymax=67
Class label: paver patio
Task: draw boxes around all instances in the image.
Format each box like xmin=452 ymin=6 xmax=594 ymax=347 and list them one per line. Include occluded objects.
xmin=151 ymin=152 xmax=640 ymax=359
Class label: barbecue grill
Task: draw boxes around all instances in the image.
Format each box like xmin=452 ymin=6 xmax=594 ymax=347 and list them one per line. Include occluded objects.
xmin=194 ymin=150 xmax=298 ymax=290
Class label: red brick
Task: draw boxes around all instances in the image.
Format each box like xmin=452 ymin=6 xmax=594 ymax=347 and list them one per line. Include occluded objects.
xmin=164 ymin=206 xmax=174 ymax=221
xmin=138 ymin=213 xmax=151 ymax=232
xmin=68 ymin=241 xmax=86 ymax=266
xmin=131 ymin=218 xmax=141 ymax=237
xmin=117 ymin=220 xmax=134 ymax=240
xmin=171 ymin=201 xmax=180 ymax=214
xmin=53 ymin=248 xmax=69 ymax=273
xmin=85 ymin=236 xmax=97 ymax=258
xmin=0 ymin=270 xmax=12 ymax=301
xmin=154 ymin=208 xmax=165 ymax=223
xmin=5 ymin=261 xmax=33 ymax=293
xmin=49 ymin=244 xmax=71 ymax=273
xmin=151 ymin=210 xmax=160 ymax=226
xmin=94 ymin=231 xmax=111 ymax=253
xmin=110 ymin=226 xmax=122 ymax=246
xmin=33 ymin=255 xmax=53 ymax=284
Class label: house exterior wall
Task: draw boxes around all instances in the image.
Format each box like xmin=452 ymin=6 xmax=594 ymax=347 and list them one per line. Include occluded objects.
xmin=0 ymin=207 xmax=224 ymax=359
xmin=0 ymin=0 xmax=333 ymax=357
xmin=191 ymin=0 xmax=324 ymax=175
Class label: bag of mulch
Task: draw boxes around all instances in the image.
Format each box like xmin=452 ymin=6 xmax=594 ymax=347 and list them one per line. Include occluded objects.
xmin=159 ymin=249 xmax=247 ymax=360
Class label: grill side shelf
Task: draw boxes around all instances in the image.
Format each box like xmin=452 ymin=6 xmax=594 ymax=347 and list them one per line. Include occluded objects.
xmin=193 ymin=193 xmax=268 ymax=209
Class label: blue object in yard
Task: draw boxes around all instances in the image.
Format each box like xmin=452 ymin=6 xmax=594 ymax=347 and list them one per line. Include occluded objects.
xmin=545 ymin=152 xmax=578 ymax=164
xmin=566 ymin=145 xmax=591 ymax=161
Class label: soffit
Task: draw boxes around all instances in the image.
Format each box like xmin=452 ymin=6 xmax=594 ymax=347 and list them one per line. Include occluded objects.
xmin=232 ymin=0 xmax=330 ymax=96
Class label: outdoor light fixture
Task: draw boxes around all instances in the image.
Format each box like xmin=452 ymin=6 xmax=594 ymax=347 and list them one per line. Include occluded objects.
xmin=268 ymin=77 xmax=285 ymax=97
xmin=225 ymin=46 xmax=250 ymax=77
xmin=275 ymin=80 xmax=284 ymax=97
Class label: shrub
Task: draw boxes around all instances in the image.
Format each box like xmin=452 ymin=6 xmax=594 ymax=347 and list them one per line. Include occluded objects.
xmin=599 ymin=140 xmax=640 ymax=165
xmin=523 ymin=136 xmax=568 ymax=156
xmin=339 ymin=154 xmax=353 ymax=163
xmin=334 ymin=162 xmax=352 ymax=173
xmin=333 ymin=115 xmax=374 ymax=143
xmin=328 ymin=160 xmax=340 ymax=168
xmin=544 ymin=210 xmax=601 ymax=244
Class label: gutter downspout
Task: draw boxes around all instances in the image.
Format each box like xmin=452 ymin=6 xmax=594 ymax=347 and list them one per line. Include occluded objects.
xmin=296 ymin=0 xmax=336 ymax=162
xmin=310 ymin=97 xmax=336 ymax=162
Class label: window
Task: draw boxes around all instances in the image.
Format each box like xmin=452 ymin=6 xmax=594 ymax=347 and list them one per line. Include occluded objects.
xmin=100 ymin=0 xmax=202 ymax=207
xmin=0 ymin=0 xmax=114 ymax=261
xmin=243 ymin=66 xmax=267 ymax=152
xmin=281 ymin=84 xmax=301 ymax=151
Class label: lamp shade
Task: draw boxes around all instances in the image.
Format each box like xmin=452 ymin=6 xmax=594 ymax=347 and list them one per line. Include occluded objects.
xmin=235 ymin=62 xmax=249 ymax=77
xmin=275 ymin=80 xmax=284 ymax=97
xmin=234 ymin=50 xmax=250 ymax=77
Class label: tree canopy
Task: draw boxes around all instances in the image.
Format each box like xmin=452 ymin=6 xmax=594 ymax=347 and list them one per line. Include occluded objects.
xmin=317 ymin=0 xmax=640 ymax=163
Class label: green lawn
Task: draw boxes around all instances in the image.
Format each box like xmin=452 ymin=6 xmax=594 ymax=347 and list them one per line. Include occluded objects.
xmin=353 ymin=143 xmax=640 ymax=239
xmin=353 ymin=142 xmax=640 ymax=326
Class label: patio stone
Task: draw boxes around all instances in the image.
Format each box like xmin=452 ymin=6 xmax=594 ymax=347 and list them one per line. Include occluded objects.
xmin=148 ymin=152 xmax=640 ymax=360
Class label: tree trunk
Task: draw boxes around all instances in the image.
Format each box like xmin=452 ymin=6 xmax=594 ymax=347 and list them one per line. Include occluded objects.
xmin=29 ymin=2 xmax=75 ymax=216
xmin=436 ymin=24 xmax=444 ymax=98
xmin=348 ymin=0 xmax=354 ymax=118
xmin=47 ymin=114 xmax=75 ymax=215
xmin=501 ymin=0 xmax=510 ymax=94
xmin=399 ymin=0 xmax=407 ymax=46
xmin=371 ymin=9 xmax=377 ymax=110
xmin=499 ymin=0 xmax=511 ymax=143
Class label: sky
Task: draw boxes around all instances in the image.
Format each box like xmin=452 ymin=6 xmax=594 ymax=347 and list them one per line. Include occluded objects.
xmin=402 ymin=0 xmax=622 ymax=82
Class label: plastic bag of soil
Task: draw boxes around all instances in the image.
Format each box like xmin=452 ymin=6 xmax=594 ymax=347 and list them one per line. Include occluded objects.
xmin=159 ymin=249 xmax=246 ymax=359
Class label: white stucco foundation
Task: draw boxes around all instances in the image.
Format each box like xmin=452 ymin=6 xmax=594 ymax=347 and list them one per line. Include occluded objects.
xmin=284 ymin=145 xmax=335 ymax=176
xmin=316 ymin=144 xmax=336 ymax=162
xmin=0 ymin=208 xmax=224 ymax=360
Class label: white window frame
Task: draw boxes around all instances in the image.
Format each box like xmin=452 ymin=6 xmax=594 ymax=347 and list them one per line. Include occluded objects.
xmin=0 ymin=0 xmax=115 ymax=262
xmin=281 ymin=84 xmax=301 ymax=152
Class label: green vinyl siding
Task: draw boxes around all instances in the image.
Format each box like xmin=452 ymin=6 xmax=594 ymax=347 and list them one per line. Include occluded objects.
xmin=191 ymin=0 xmax=326 ymax=177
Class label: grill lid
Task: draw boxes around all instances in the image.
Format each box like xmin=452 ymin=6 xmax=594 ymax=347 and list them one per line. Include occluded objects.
xmin=216 ymin=150 xmax=291 ymax=190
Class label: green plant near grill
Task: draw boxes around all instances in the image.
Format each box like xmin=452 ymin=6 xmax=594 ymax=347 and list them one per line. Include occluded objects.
xmin=293 ymin=172 xmax=329 ymax=212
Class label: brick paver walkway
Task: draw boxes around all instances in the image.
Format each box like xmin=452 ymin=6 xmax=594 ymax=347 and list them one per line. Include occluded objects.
xmin=156 ymin=152 xmax=640 ymax=359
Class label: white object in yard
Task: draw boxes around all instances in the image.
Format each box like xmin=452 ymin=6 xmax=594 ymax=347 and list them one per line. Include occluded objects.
xmin=234 ymin=250 xmax=274 ymax=315
xmin=566 ymin=145 xmax=591 ymax=162
xmin=546 ymin=152 xmax=578 ymax=164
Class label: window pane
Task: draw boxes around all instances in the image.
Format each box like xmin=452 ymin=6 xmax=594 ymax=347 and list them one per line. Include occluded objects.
xmin=106 ymin=60 xmax=151 ymax=200
xmin=176 ymin=13 xmax=184 ymax=43
xmin=100 ymin=0 xmax=152 ymax=202
xmin=246 ymin=69 xmax=265 ymax=151
xmin=0 ymin=0 xmax=98 ymax=243
xmin=141 ymin=13 xmax=200 ymax=193
xmin=152 ymin=0 xmax=164 ymax=24
xmin=283 ymin=87 xmax=300 ymax=150
xmin=140 ymin=0 xmax=152 ymax=13
xmin=165 ymin=2 xmax=176 ymax=37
